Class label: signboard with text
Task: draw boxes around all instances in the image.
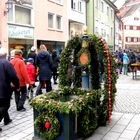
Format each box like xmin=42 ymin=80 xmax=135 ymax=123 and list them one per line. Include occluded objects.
xmin=8 ymin=25 xmax=34 ymax=39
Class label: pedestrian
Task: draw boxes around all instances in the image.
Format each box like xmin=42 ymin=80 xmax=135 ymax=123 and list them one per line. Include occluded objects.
xmin=0 ymin=47 xmax=19 ymax=131
xmin=52 ymin=49 xmax=59 ymax=84
xmin=123 ymin=53 xmax=129 ymax=75
xmin=36 ymin=44 xmax=52 ymax=96
xmin=26 ymin=58 xmax=36 ymax=99
xmin=28 ymin=46 xmax=37 ymax=67
xmin=28 ymin=46 xmax=38 ymax=84
xmin=10 ymin=49 xmax=31 ymax=111
xmin=8 ymin=47 xmax=16 ymax=60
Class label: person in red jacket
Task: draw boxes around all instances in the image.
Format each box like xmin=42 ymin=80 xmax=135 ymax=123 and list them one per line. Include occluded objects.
xmin=26 ymin=58 xmax=36 ymax=99
xmin=10 ymin=49 xmax=31 ymax=111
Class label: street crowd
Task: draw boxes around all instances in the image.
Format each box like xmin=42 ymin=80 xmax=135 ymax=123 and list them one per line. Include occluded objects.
xmin=0 ymin=44 xmax=60 ymax=132
xmin=0 ymin=44 xmax=139 ymax=133
xmin=113 ymin=48 xmax=138 ymax=75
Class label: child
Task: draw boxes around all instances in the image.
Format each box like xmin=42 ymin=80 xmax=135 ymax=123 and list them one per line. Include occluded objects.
xmin=26 ymin=58 xmax=36 ymax=99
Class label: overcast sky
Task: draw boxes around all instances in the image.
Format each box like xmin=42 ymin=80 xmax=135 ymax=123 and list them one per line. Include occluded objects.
xmin=114 ymin=0 xmax=126 ymax=9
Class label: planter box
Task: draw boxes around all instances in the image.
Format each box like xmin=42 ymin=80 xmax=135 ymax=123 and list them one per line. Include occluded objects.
xmin=33 ymin=108 xmax=76 ymax=140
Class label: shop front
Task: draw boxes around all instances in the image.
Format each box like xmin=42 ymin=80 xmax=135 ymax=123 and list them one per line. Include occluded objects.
xmin=37 ymin=40 xmax=65 ymax=55
xmin=8 ymin=24 xmax=34 ymax=59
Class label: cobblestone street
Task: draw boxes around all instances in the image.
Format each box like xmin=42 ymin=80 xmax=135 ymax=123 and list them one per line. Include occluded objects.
xmin=114 ymin=73 xmax=140 ymax=114
xmin=0 ymin=73 xmax=140 ymax=140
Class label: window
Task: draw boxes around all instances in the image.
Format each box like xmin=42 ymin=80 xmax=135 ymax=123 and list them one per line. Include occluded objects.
xmin=101 ymin=2 xmax=104 ymax=12
xmin=133 ymin=26 xmax=137 ymax=30
xmin=111 ymin=9 xmax=113 ymax=18
xmin=56 ymin=15 xmax=62 ymax=30
xmin=111 ymin=27 xmax=113 ymax=37
xmin=55 ymin=0 xmax=62 ymax=3
xmin=78 ymin=1 xmax=82 ymax=12
xmin=95 ymin=27 xmax=98 ymax=34
xmin=127 ymin=37 xmax=131 ymax=42
xmin=134 ymin=17 xmax=139 ymax=21
xmin=125 ymin=25 xmax=130 ymax=30
xmin=48 ymin=13 xmax=54 ymax=28
xmin=107 ymin=7 xmax=109 ymax=16
xmin=49 ymin=0 xmax=62 ymax=4
xmin=134 ymin=37 xmax=138 ymax=42
xmin=15 ymin=6 xmax=31 ymax=25
xmin=95 ymin=0 xmax=98 ymax=8
xmin=71 ymin=0 xmax=76 ymax=9
xmin=101 ymin=29 xmax=104 ymax=36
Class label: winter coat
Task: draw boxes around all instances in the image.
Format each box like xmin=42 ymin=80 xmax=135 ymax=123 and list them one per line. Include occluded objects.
xmin=123 ymin=55 xmax=129 ymax=64
xmin=28 ymin=51 xmax=37 ymax=67
xmin=52 ymin=53 xmax=59 ymax=70
xmin=26 ymin=62 xmax=35 ymax=83
xmin=36 ymin=51 xmax=52 ymax=81
xmin=0 ymin=56 xmax=19 ymax=99
xmin=10 ymin=55 xmax=31 ymax=87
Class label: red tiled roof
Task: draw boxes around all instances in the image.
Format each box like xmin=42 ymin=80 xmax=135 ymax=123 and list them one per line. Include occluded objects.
xmin=117 ymin=0 xmax=140 ymax=18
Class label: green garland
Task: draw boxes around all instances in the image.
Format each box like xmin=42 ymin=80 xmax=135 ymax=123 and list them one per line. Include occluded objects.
xmin=30 ymin=87 xmax=99 ymax=138
xmin=34 ymin=112 xmax=60 ymax=140
xmin=31 ymin=87 xmax=98 ymax=114
xmin=58 ymin=35 xmax=118 ymax=125
xmin=30 ymin=34 xmax=118 ymax=139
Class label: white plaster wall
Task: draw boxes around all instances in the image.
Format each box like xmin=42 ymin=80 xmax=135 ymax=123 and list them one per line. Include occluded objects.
xmin=67 ymin=0 xmax=86 ymax=25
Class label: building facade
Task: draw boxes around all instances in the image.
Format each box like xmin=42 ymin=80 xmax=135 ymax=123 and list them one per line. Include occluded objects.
xmin=68 ymin=0 xmax=86 ymax=39
xmin=0 ymin=0 xmax=34 ymax=58
xmin=122 ymin=8 xmax=140 ymax=52
xmin=34 ymin=0 xmax=68 ymax=54
xmin=87 ymin=0 xmax=117 ymax=51
xmin=115 ymin=16 xmax=123 ymax=51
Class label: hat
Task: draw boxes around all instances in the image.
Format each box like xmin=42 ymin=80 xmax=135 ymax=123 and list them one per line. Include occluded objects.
xmin=0 ymin=47 xmax=7 ymax=56
xmin=123 ymin=53 xmax=127 ymax=56
xmin=14 ymin=49 xmax=23 ymax=55
xmin=31 ymin=46 xmax=36 ymax=51
xmin=28 ymin=58 xmax=34 ymax=63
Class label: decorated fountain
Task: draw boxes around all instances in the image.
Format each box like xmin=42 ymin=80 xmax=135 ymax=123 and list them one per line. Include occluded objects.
xmin=30 ymin=27 xmax=118 ymax=140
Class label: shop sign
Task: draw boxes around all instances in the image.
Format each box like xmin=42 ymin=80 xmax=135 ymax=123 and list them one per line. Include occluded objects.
xmin=8 ymin=25 xmax=34 ymax=39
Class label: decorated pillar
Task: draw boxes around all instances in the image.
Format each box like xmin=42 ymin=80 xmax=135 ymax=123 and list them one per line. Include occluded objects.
xmin=78 ymin=26 xmax=91 ymax=89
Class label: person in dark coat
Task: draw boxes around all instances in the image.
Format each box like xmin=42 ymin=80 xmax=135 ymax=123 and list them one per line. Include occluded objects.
xmin=52 ymin=49 xmax=59 ymax=84
xmin=36 ymin=44 xmax=52 ymax=95
xmin=0 ymin=48 xmax=19 ymax=132
xmin=28 ymin=46 xmax=37 ymax=68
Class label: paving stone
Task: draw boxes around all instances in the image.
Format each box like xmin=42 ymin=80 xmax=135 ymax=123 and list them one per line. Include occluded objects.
xmin=111 ymin=124 xmax=126 ymax=133
xmin=102 ymin=131 xmax=121 ymax=140
xmin=95 ymin=126 xmax=111 ymax=135
xmin=126 ymin=123 xmax=140 ymax=131
xmin=86 ymin=134 xmax=103 ymax=140
xmin=120 ymin=130 xmax=137 ymax=140
xmin=1 ymin=75 xmax=140 ymax=140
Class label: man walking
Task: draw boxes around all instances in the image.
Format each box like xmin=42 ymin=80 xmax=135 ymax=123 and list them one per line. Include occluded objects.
xmin=0 ymin=47 xmax=19 ymax=131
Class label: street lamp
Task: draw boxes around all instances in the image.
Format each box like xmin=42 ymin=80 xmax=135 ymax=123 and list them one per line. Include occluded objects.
xmin=4 ymin=0 xmax=14 ymax=16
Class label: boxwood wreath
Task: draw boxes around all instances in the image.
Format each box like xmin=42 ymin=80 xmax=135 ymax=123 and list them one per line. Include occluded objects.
xmin=34 ymin=112 xmax=60 ymax=140
xmin=30 ymin=34 xmax=118 ymax=140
